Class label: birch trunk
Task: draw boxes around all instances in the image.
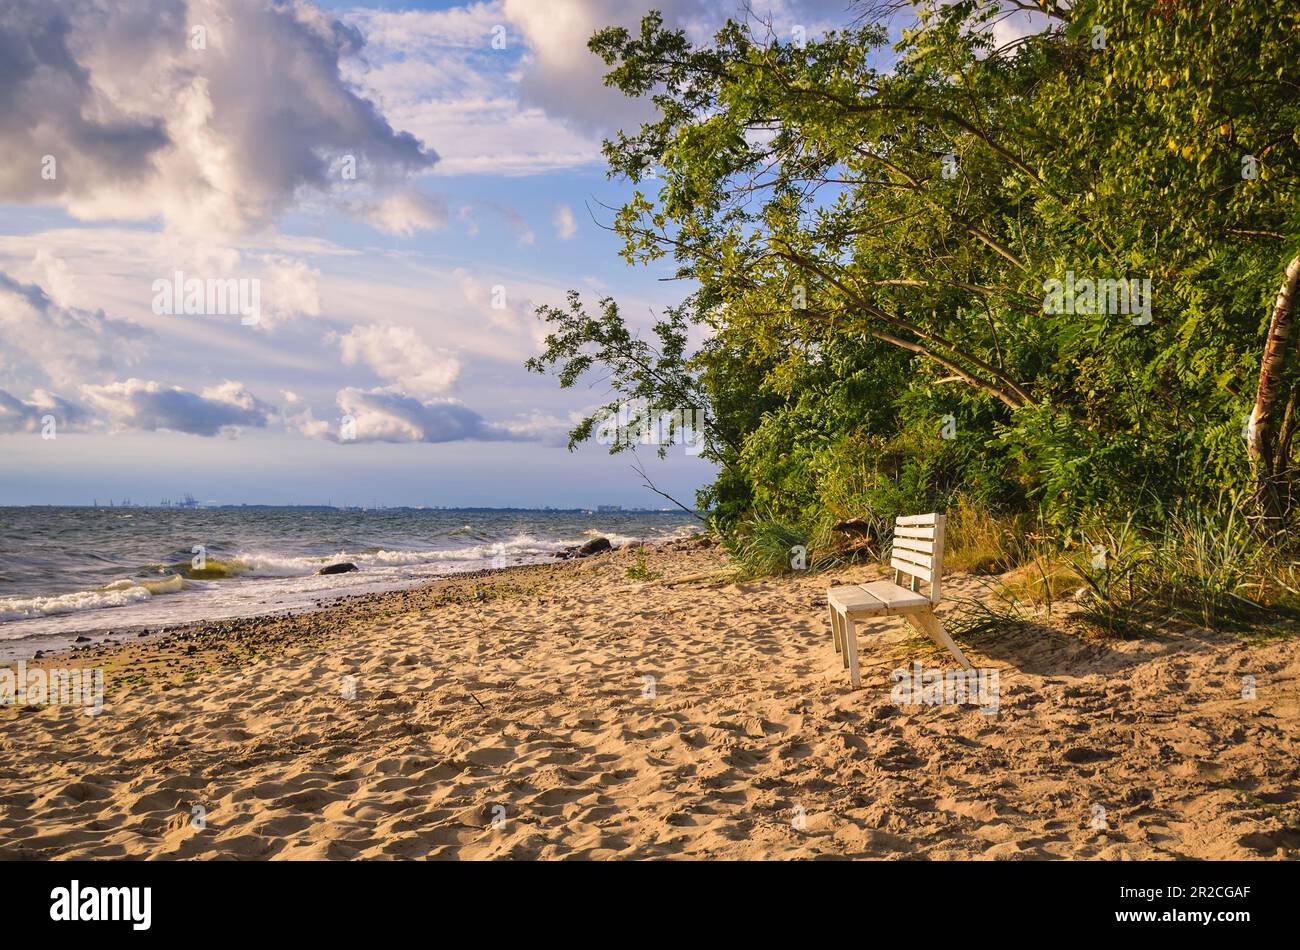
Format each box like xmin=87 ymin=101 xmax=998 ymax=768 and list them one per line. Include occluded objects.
xmin=1248 ymin=255 xmax=1300 ymax=526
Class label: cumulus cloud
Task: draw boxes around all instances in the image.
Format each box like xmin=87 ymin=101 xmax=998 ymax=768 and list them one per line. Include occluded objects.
xmin=334 ymin=323 xmax=461 ymax=398
xmin=0 ymin=0 xmax=436 ymax=235
xmin=499 ymin=0 xmax=671 ymax=132
xmin=339 ymin=1 xmax=861 ymax=179
xmin=80 ymin=378 xmax=272 ymax=436
xmin=0 ymin=389 xmax=88 ymax=433
xmin=0 ymin=271 xmax=148 ymax=389
xmin=332 ymin=387 xmax=516 ymax=444
xmin=260 ymin=257 xmax=323 ymax=325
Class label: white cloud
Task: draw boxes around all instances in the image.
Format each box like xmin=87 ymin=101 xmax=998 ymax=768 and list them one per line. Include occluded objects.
xmin=496 ymin=408 xmax=582 ymax=446
xmin=0 ymin=271 xmax=148 ymax=390
xmin=553 ymin=204 xmax=578 ymax=240
xmin=347 ymin=2 xmax=514 ymax=53
xmin=0 ymin=0 xmax=436 ymax=235
xmin=263 ymin=258 xmax=323 ymax=323
xmin=0 ymin=389 xmax=88 ymax=434
xmin=352 ymin=189 xmax=450 ymax=236
xmin=284 ymin=402 xmax=334 ymax=441
xmin=0 ymin=223 xmax=678 ymax=448
xmin=334 ymin=323 xmax=461 ymax=398
xmin=331 ymin=387 xmax=515 ymax=444
xmin=500 ymin=0 xmax=668 ymax=132
xmin=343 ymin=2 xmax=603 ymax=176
xmin=336 ymin=1 xmax=861 ymax=179
xmin=500 ymin=0 xmax=857 ymax=133
xmin=80 ymin=377 xmax=273 ymax=437
xmin=453 ymin=267 xmax=531 ymax=334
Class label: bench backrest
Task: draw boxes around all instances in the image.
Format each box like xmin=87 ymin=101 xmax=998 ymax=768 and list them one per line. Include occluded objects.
xmin=890 ymin=512 xmax=946 ymax=603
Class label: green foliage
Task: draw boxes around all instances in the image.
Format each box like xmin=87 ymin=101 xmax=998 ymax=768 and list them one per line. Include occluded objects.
xmin=527 ymin=1 xmax=1300 ymax=554
xmin=952 ymin=495 xmax=1300 ymax=638
xmin=626 ymin=551 xmax=658 ymax=581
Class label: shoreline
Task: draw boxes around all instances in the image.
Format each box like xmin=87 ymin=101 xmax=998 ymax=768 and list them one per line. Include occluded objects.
xmin=0 ymin=540 xmax=665 ymax=664
xmin=3 ymin=536 xmax=706 ymax=698
xmin=3 ymin=538 xmax=1298 ymax=860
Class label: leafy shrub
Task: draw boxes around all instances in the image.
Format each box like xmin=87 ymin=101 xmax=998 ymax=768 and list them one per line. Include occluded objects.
xmin=626 ymin=551 xmax=659 ymax=582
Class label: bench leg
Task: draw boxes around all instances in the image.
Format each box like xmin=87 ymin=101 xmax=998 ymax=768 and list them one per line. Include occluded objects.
xmin=909 ymin=608 xmax=973 ymax=670
xmin=829 ymin=605 xmax=842 ymax=654
xmin=843 ymin=616 xmax=861 ymax=688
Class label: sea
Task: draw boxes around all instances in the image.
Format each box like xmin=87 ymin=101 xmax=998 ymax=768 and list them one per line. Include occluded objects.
xmin=0 ymin=506 xmax=698 ymax=659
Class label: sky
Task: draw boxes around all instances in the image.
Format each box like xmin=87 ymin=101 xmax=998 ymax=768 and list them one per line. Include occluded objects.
xmin=0 ymin=0 xmax=854 ymax=507
xmin=0 ymin=0 xmax=1040 ymax=508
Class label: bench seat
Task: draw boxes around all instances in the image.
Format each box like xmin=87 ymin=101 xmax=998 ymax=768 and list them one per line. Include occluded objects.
xmin=828 ymin=581 xmax=930 ymax=614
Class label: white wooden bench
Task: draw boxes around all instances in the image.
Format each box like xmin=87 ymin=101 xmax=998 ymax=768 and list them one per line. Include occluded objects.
xmin=826 ymin=512 xmax=972 ymax=687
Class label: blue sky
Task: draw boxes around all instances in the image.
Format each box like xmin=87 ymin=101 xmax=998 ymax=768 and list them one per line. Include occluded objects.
xmin=0 ymin=0 xmax=922 ymax=507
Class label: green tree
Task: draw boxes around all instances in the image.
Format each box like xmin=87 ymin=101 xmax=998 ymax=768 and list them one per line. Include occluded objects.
xmin=529 ymin=0 xmax=1300 ymax=536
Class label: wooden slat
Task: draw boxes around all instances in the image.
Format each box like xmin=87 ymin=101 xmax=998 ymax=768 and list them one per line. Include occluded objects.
xmin=827 ymin=585 xmax=885 ymax=614
xmin=891 ymin=547 xmax=933 ymax=571
xmin=892 ymin=536 xmax=935 ymax=555
xmin=859 ymin=580 xmax=929 ymax=610
xmin=894 ymin=525 xmax=936 ymax=540
xmin=931 ymin=513 xmax=946 ymax=603
xmin=895 ymin=513 xmax=939 ymax=526
xmin=890 ymin=556 xmax=933 ymax=582
xmin=890 ymin=545 xmax=932 ymax=567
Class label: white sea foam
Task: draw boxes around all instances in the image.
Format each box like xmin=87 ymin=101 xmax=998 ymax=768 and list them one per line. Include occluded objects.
xmin=230 ymin=534 xmax=576 ymax=576
xmin=0 ymin=573 xmax=193 ymax=623
xmin=1 ymin=583 xmax=150 ymax=623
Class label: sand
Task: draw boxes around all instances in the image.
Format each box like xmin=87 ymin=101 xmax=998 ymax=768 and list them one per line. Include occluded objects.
xmin=1 ymin=539 xmax=1298 ymax=860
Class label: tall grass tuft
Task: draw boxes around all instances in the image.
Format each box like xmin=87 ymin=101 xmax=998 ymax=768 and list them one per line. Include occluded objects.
xmin=723 ymin=509 xmax=810 ymax=579
xmin=943 ymin=495 xmax=1032 ymax=573
xmin=1154 ymin=497 xmax=1283 ymax=629
xmin=1070 ymin=515 xmax=1157 ymax=637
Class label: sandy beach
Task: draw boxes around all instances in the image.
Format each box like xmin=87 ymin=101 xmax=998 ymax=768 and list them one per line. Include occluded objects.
xmin=2 ymin=539 xmax=1298 ymax=860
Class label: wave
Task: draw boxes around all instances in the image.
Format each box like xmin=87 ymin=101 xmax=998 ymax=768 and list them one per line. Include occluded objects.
xmin=221 ymin=528 xmax=693 ymax=577
xmin=107 ymin=574 xmax=187 ymax=596
xmin=228 ymin=534 xmax=579 ymax=575
xmin=170 ymin=558 xmax=250 ymax=580
xmin=582 ymin=525 xmax=696 ymax=547
xmin=0 ymin=574 xmax=187 ymax=622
